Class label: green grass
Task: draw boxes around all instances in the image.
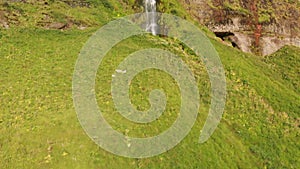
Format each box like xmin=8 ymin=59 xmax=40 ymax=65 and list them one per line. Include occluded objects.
xmin=262 ymin=46 xmax=300 ymax=94
xmin=0 ymin=1 xmax=299 ymax=169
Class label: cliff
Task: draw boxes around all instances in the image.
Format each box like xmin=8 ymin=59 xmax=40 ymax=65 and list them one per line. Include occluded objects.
xmin=183 ymin=0 xmax=300 ymax=55
xmin=1 ymin=0 xmax=299 ymax=55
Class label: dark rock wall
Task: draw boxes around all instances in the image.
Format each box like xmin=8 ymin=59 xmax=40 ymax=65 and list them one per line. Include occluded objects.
xmin=184 ymin=0 xmax=300 ymax=55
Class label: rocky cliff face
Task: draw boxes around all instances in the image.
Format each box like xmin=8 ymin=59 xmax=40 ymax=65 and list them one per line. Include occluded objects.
xmin=1 ymin=0 xmax=299 ymax=55
xmin=183 ymin=0 xmax=300 ymax=55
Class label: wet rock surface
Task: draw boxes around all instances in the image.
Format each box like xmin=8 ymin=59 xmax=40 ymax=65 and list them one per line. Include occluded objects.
xmin=184 ymin=0 xmax=300 ymax=55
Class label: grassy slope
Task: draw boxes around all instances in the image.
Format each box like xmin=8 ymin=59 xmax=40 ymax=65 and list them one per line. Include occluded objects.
xmin=262 ymin=46 xmax=300 ymax=94
xmin=0 ymin=1 xmax=299 ymax=169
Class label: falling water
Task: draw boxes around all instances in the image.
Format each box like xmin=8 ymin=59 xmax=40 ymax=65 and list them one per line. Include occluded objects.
xmin=145 ymin=0 xmax=157 ymax=35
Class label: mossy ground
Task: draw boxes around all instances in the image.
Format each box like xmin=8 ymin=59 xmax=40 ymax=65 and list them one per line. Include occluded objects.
xmin=0 ymin=1 xmax=299 ymax=168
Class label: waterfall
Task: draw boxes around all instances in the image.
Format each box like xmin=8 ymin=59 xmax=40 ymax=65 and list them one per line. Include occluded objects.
xmin=145 ymin=0 xmax=157 ymax=35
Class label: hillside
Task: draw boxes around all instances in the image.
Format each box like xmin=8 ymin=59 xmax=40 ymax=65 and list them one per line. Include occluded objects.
xmin=0 ymin=0 xmax=299 ymax=168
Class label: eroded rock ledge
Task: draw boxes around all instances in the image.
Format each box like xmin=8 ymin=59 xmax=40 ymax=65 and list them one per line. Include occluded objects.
xmin=184 ymin=0 xmax=300 ymax=55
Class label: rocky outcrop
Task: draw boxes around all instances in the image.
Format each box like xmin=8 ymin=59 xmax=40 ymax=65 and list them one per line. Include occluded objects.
xmin=0 ymin=1 xmax=91 ymax=30
xmin=183 ymin=0 xmax=300 ymax=55
xmin=0 ymin=10 xmax=9 ymax=29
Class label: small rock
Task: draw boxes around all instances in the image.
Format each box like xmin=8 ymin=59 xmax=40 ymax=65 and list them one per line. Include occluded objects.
xmin=0 ymin=11 xmax=9 ymax=29
xmin=115 ymin=69 xmax=127 ymax=74
xmin=46 ymin=22 xmax=67 ymax=30
xmin=78 ymin=25 xmax=87 ymax=30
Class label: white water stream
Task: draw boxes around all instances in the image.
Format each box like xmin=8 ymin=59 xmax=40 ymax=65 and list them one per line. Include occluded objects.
xmin=145 ymin=0 xmax=157 ymax=35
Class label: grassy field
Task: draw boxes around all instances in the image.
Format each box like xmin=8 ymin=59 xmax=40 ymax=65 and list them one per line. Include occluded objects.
xmin=0 ymin=1 xmax=299 ymax=168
